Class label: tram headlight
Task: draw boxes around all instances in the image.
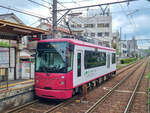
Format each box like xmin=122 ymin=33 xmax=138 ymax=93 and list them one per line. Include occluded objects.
xmin=60 ymin=81 xmax=64 ymax=85
xmin=61 ymin=76 xmax=65 ymax=79
xmin=36 ymin=80 xmax=39 ymax=84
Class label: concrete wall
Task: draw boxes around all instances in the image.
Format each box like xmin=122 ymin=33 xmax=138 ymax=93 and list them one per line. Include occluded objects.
xmin=0 ymin=85 xmax=34 ymax=112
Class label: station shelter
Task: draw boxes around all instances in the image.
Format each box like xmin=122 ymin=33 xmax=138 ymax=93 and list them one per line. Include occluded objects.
xmin=0 ymin=19 xmax=48 ymax=84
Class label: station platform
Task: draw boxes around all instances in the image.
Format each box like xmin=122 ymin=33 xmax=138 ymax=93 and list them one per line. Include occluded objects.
xmin=0 ymin=79 xmax=35 ymax=112
xmin=0 ymin=79 xmax=34 ymax=92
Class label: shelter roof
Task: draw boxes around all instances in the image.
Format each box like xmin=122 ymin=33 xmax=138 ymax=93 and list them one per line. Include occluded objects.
xmin=0 ymin=19 xmax=48 ymax=40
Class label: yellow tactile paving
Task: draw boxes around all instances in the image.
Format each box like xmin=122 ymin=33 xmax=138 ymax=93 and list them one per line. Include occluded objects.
xmin=0 ymin=79 xmax=34 ymax=89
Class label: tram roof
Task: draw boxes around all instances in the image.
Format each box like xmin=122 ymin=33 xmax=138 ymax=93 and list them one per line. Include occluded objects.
xmin=39 ymin=38 xmax=116 ymax=52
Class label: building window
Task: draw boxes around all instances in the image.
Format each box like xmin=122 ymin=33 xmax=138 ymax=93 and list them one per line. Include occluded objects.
xmin=105 ymin=32 xmax=109 ymax=36
xmin=71 ymin=24 xmax=76 ymax=28
xmin=84 ymin=33 xmax=88 ymax=36
xmin=89 ymin=24 xmax=95 ymax=28
xmin=97 ymin=32 xmax=103 ymax=37
xmin=77 ymin=24 xmax=82 ymax=28
xmin=91 ymin=33 xmax=95 ymax=37
xmin=104 ymin=23 xmax=109 ymax=27
xmin=97 ymin=23 xmax=104 ymax=28
xmin=84 ymin=24 xmax=88 ymax=28
xmin=84 ymin=24 xmax=95 ymax=28
xmin=97 ymin=23 xmax=109 ymax=28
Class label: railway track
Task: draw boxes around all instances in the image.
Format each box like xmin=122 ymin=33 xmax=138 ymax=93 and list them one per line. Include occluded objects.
xmin=129 ymin=59 xmax=150 ymax=113
xmin=116 ymin=59 xmax=142 ymax=76
xmin=123 ymin=61 xmax=148 ymax=113
xmin=5 ymin=60 xmax=144 ymax=113
xmin=85 ymin=59 xmax=148 ymax=113
xmin=5 ymin=93 xmax=81 ymax=113
xmin=49 ymin=60 xmax=145 ymax=113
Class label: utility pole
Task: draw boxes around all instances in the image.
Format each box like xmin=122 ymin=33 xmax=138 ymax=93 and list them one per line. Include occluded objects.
xmin=120 ymin=27 xmax=122 ymax=58
xmin=52 ymin=0 xmax=57 ymax=39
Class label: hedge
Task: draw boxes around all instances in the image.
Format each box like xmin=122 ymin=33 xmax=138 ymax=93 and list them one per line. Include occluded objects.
xmin=120 ymin=58 xmax=137 ymax=64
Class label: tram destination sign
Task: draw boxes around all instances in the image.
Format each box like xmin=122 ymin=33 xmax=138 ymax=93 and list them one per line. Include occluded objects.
xmin=0 ymin=48 xmax=9 ymax=68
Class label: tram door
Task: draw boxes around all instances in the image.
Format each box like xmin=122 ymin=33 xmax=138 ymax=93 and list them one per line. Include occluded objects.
xmin=107 ymin=53 xmax=110 ymax=68
xmin=74 ymin=50 xmax=84 ymax=85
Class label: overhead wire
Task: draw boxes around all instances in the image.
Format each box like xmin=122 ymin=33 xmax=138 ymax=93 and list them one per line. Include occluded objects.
xmin=118 ymin=3 xmax=136 ymax=31
xmin=27 ymin=0 xmax=54 ymax=25
xmin=59 ymin=0 xmax=94 ymax=4
xmin=27 ymin=0 xmax=51 ymax=9
xmin=127 ymin=5 xmax=137 ymax=30
xmin=40 ymin=0 xmax=52 ymax=5
xmin=57 ymin=0 xmax=95 ymax=35
xmin=29 ymin=19 xmax=40 ymax=26
xmin=0 ymin=4 xmax=47 ymax=19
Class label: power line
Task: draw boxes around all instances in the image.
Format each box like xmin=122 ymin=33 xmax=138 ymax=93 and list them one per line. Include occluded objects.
xmin=57 ymin=1 xmax=66 ymax=9
xmin=127 ymin=4 xmax=137 ymax=29
xmin=27 ymin=0 xmax=51 ymax=9
xmin=59 ymin=0 xmax=93 ymax=4
xmin=71 ymin=0 xmax=82 ymax=7
xmin=29 ymin=19 xmax=40 ymax=26
xmin=0 ymin=4 xmax=47 ymax=19
xmin=40 ymin=0 xmax=52 ymax=5
xmin=57 ymin=0 xmax=137 ymax=12
xmin=118 ymin=3 xmax=136 ymax=29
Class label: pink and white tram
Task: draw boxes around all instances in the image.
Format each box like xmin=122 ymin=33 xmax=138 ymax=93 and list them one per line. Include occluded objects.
xmin=35 ymin=38 xmax=116 ymax=99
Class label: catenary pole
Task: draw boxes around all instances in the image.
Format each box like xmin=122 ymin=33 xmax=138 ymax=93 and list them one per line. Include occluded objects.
xmin=52 ymin=0 xmax=57 ymax=39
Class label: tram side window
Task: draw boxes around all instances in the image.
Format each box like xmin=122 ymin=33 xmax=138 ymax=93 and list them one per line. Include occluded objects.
xmin=84 ymin=51 xmax=106 ymax=69
xmin=67 ymin=51 xmax=73 ymax=72
xmin=112 ymin=53 xmax=116 ymax=64
xmin=77 ymin=53 xmax=81 ymax=77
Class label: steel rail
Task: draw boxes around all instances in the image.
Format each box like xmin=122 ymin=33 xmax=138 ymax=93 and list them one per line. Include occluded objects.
xmin=123 ymin=60 xmax=148 ymax=113
xmin=43 ymin=100 xmax=69 ymax=113
xmin=5 ymin=99 xmax=39 ymax=113
xmin=43 ymin=60 xmax=141 ymax=113
xmin=116 ymin=60 xmax=139 ymax=71
xmin=5 ymin=60 xmax=143 ymax=113
xmin=85 ymin=61 xmax=145 ymax=113
xmin=116 ymin=59 xmax=143 ymax=76
xmin=6 ymin=94 xmax=79 ymax=113
xmin=116 ymin=61 xmax=139 ymax=76
xmin=43 ymin=95 xmax=79 ymax=113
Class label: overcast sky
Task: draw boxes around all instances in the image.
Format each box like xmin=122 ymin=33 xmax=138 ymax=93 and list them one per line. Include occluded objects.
xmin=0 ymin=0 xmax=150 ymax=49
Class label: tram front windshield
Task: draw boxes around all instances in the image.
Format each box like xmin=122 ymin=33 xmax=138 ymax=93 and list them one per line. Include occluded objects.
xmin=36 ymin=42 xmax=69 ymax=73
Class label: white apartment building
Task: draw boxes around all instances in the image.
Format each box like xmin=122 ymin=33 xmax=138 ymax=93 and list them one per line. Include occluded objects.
xmin=69 ymin=13 xmax=112 ymax=47
xmin=120 ymin=40 xmax=128 ymax=58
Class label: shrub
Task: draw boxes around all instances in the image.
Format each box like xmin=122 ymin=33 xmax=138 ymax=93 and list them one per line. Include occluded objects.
xmin=0 ymin=41 xmax=11 ymax=47
xmin=120 ymin=58 xmax=137 ymax=64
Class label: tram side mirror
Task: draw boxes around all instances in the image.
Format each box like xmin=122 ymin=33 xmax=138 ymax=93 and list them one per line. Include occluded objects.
xmin=31 ymin=54 xmax=36 ymax=57
xmin=69 ymin=44 xmax=74 ymax=51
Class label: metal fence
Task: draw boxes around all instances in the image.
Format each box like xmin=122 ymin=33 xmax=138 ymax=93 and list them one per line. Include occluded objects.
xmin=0 ymin=68 xmax=8 ymax=90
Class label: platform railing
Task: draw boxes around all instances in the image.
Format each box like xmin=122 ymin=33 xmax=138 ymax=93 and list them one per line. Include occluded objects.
xmin=0 ymin=68 xmax=8 ymax=90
